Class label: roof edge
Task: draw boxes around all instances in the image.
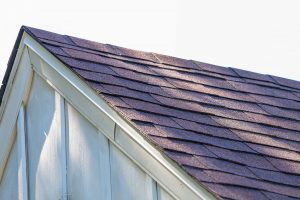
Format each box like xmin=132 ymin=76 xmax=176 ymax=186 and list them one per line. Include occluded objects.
xmin=0 ymin=25 xmax=45 ymax=107
xmin=0 ymin=26 xmax=25 ymax=106
xmin=24 ymin=35 xmax=218 ymax=199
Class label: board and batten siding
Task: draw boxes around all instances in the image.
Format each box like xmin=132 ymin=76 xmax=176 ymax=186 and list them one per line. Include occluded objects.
xmin=67 ymin=101 xmax=175 ymax=200
xmin=26 ymin=74 xmax=65 ymax=200
xmin=157 ymin=186 xmax=176 ymax=200
xmin=0 ymin=127 xmax=18 ymax=200
xmin=66 ymin=103 xmax=111 ymax=200
xmin=0 ymin=71 xmax=175 ymax=199
xmin=110 ymin=142 xmax=158 ymax=200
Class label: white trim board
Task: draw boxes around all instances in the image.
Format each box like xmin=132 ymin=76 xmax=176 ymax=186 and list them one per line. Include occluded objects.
xmin=0 ymin=32 xmax=217 ymax=200
xmin=0 ymin=33 xmax=27 ymax=120
xmin=0 ymin=45 xmax=33 ymax=182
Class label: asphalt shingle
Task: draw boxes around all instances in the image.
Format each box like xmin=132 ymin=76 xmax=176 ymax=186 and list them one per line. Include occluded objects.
xmin=19 ymin=26 xmax=300 ymax=200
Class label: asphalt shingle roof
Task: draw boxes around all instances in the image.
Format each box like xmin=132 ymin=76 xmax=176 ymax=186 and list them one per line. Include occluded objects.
xmin=7 ymin=26 xmax=300 ymax=199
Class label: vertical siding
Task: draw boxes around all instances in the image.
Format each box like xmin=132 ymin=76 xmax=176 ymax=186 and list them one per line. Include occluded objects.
xmin=66 ymin=103 xmax=111 ymax=200
xmin=26 ymin=74 xmax=64 ymax=200
xmin=110 ymin=143 xmax=157 ymax=200
xmin=157 ymin=185 xmax=176 ymax=200
xmin=16 ymin=73 xmax=178 ymax=200
xmin=0 ymin=129 xmax=17 ymax=200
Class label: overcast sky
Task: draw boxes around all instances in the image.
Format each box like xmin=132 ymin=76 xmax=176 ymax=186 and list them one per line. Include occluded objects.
xmin=1 ymin=0 xmax=300 ymax=82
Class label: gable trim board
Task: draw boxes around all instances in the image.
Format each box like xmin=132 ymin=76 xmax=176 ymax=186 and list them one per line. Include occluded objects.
xmin=0 ymin=43 xmax=33 ymax=181
xmin=0 ymin=32 xmax=217 ymax=200
xmin=0 ymin=28 xmax=27 ymax=116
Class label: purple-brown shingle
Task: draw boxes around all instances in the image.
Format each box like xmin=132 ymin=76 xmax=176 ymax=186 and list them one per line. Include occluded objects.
xmin=9 ymin=26 xmax=300 ymax=200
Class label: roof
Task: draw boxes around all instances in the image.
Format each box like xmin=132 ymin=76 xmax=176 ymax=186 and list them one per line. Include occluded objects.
xmin=2 ymin=26 xmax=300 ymax=200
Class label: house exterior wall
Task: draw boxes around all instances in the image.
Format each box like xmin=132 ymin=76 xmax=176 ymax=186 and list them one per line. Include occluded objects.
xmin=9 ymin=71 xmax=176 ymax=200
xmin=66 ymin=103 xmax=111 ymax=199
xmin=26 ymin=74 xmax=65 ymax=200
xmin=0 ymin=127 xmax=18 ymax=200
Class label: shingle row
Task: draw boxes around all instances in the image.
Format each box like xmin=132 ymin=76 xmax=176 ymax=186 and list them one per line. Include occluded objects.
xmin=25 ymin=26 xmax=300 ymax=200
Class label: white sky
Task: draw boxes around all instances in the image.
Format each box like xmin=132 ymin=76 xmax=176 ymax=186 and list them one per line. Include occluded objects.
xmin=1 ymin=0 xmax=300 ymax=82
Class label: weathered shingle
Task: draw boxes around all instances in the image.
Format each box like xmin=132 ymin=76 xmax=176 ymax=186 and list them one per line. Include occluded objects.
xmin=231 ymin=67 xmax=275 ymax=82
xmin=249 ymin=167 xmax=300 ymax=187
xmin=18 ymin=26 xmax=300 ymax=200
xmin=205 ymin=145 xmax=278 ymax=171
xmin=271 ymin=75 xmax=300 ymax=90
xmin=203 ymin=183 xmax=269 ymax=200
